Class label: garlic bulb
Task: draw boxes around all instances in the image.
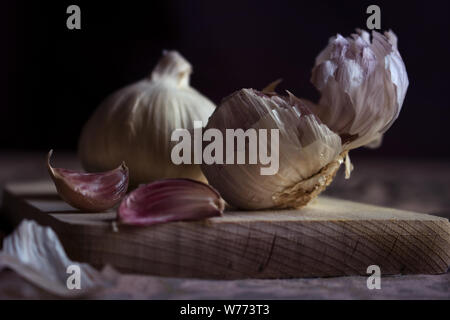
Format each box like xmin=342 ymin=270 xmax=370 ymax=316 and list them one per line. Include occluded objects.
xmin=201 ymin=89 xmax=343 ymax=210
xmin=310 ymin=29 xmax=409 ymax=149
xmin=79 ymin=50 xmax=216 ymax=186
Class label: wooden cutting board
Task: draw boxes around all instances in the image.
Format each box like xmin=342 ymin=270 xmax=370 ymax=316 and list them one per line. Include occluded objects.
xmin=2 ymin=180 xmax=449 ymax=279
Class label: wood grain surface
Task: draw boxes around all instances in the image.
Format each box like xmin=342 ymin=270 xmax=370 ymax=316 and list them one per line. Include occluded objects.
xmin=2 ymin=180 xmax=450 ymax=279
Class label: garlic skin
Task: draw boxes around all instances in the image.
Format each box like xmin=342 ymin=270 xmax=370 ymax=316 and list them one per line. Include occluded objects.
xmin=47 ymin=150 xmax=129 ymax=212
xmin=310 ymin=29 xmax=409 ymax=149
xmin=79 ymin=51 xmax=216 ymax=186
xmin=118 ymin=179 xmax=224 ymax=226
xmin=201 ymin=89 xmax=342 ymax=210
xmin=1 ymin=220 xmax=109 ymax=297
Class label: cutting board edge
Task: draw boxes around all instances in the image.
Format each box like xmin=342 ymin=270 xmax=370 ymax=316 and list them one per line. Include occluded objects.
xmin=2 ymin=180 xmax=449 ymax=279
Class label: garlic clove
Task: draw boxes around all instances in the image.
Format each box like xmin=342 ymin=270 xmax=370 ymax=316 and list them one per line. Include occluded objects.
xmin=310 ymin=29 xmax=408 ymax=149
xmin=47 ymin=150 xmax=129 ymax=212
xmin=118 ymin=179 xmax=224 ymax=226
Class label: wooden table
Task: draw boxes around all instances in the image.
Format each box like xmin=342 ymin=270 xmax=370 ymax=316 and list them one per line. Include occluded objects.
xmin=0 ymin=151 xmax=449 ymax=299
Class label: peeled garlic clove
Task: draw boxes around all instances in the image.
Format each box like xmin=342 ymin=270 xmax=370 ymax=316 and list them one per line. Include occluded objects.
xmin=47 ymin=150 xmax=129 ymax=212
xmin=201 ymin=89 xmax=343 ymax=210
xmin=118 ymin=179 xmax=224 ymax=226
xmin=310 ymin=29 xmax=409 ymax=149
xmin=79 ymin=50 xmax=216 ymax=187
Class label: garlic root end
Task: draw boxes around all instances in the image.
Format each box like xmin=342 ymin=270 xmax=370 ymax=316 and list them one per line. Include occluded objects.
xmin=272 ymin=152 xmax=347 ymax=209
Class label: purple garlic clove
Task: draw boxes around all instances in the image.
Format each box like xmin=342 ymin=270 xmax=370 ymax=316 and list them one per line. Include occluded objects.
xmin=118 ymin=179 xmax=224 ymax=226
xmin=47 ymin=150 xmax=129 ymax=212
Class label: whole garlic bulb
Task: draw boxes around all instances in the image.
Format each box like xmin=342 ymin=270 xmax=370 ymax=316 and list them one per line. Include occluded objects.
xmin=79 ymin=51 xmax=216 ymax=186
xmin=310 ymin=29 xmax=409 ymax=149
xmin=201 ymin=89 xmax=343 ymax=210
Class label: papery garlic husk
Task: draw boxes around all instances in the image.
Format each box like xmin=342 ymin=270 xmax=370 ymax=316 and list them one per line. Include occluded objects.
xmin=310 ymin=29 xmax=409 ymax=149
xmin=79 ymin=50 xmax=216 ymax=187
xmin=118 ymin=179 xmax=224 ymax=226
xmin=47 ymin=150 xmax=129 ymax=212
xmin=0 ymin=220 xmax=113 ymax=297
xmin=201 ymin=89 xmax=343 ymax=210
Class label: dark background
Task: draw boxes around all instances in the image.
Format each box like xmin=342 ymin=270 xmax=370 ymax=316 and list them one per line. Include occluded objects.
xmin=1 ymin=0 xmax=449 ymax=157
